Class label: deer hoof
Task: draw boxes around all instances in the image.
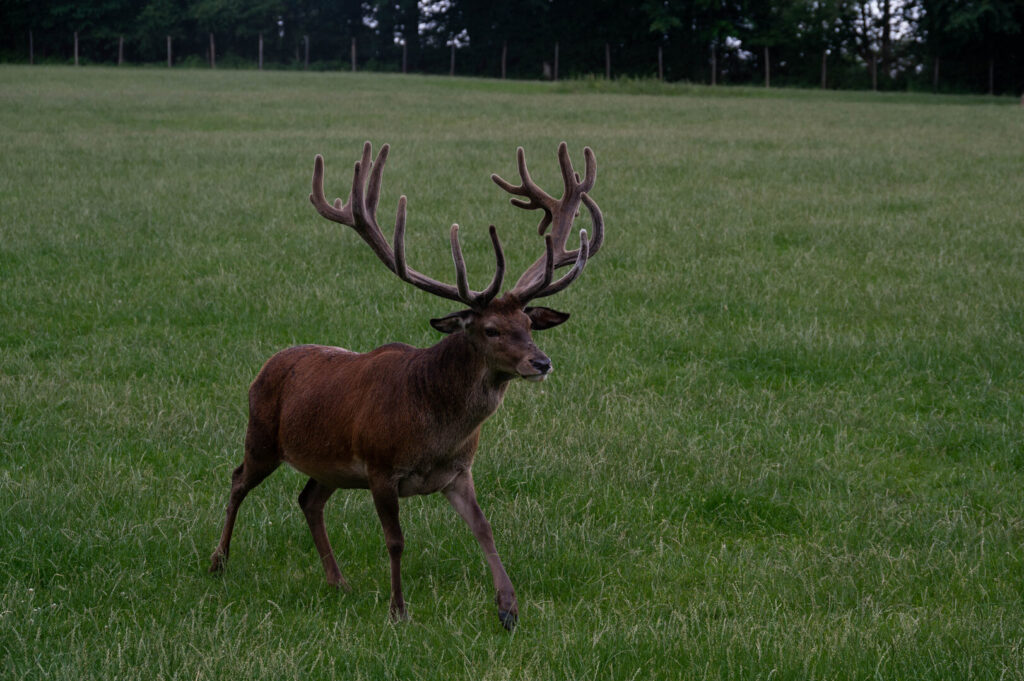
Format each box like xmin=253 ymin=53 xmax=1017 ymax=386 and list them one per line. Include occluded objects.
xmin=326 ymin=571 xmax=352 ymax=592
xmin=498 ymin=609 xmax=517 ymax=631
xmin=208 ymin=551 xmax=226 ymax=573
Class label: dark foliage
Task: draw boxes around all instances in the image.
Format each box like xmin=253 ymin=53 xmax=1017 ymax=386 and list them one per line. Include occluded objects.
xmin=1 ymin=0 xmax=1022 ymax=94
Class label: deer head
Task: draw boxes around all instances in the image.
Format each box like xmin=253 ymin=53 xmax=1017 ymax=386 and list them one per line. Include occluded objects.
xmin=309 ymin=141 xmax=604 ymax=381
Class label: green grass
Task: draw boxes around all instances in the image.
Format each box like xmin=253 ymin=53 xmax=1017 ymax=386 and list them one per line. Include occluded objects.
xmin=2 ymin=65 xmax=1023 ymax=680
xmin=551 ymin=73 xmax=1024 ymax=105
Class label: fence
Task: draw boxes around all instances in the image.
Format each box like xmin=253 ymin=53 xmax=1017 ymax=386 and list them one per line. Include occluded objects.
xmin=6 ymin=29 xmax=1024 ymax=96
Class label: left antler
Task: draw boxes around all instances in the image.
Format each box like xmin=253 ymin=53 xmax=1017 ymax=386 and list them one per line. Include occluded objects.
xmin=311 ymin=142 xmax=505 ymax=308
xmin=491 ymin=142 xmax=604 ymax=302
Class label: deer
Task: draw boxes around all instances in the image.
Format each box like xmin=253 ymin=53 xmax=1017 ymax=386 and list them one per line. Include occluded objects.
xmin=208 ymin=141 xmax=603 ymax=631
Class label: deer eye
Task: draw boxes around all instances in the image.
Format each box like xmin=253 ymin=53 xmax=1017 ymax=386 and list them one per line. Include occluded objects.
xmin=484 ymin=327 xmax=500 ymax=337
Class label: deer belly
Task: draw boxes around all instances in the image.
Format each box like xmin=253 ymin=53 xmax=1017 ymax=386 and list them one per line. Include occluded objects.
xmin=285 ymin=455 xmax=369 ymax=489
xmin=396 ymin=466 xmax=462 ymax=497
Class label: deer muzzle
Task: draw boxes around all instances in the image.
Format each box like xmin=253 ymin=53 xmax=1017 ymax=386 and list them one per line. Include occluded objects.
xmin=521 ymin=355 xmax=553 ymax=382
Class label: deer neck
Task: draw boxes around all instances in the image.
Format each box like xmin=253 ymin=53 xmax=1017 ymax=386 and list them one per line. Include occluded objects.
xmin=423 ymin=333 xmax=510 ymax=426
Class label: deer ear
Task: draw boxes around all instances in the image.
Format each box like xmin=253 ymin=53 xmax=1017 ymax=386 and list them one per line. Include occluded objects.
xmin=525 ymin=306 xmax=570 ymax=330
xmin=430 ymin=310 xmax=476 ymax=334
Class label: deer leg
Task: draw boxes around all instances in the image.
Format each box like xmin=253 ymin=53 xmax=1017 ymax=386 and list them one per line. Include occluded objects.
xmin=209 ymin=458 xmax=278 ymax=572
xmin=369 ymin=480 xmax=407 ymax=621
xmin=443 ymin=471 xmax=518 ymax=631
xmin=298 ymin=478 xmax=350 ymax=591
xmin=210 ymin=419 xmax=280 ymax=573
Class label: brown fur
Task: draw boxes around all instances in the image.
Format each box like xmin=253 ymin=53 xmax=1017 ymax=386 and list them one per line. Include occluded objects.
xmin=209 ymin=294 xmax=564 ymax=629
xmin=257 ymin=332 xmax=507 ymax=494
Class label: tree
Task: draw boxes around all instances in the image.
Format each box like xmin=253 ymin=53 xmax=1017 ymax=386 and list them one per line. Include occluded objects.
xmin=738 ymin=0 xmax=795 ymax=85
xmin=135 ymin=0 xmax=193 ymax=61
xmin=789 ymin=1 xmax=856 ymax=88
xmin=1 ymin=0 xmax=1021 ymax=91
xmin=948 ymin=0 xmax=1020 ymax=94
xmin=190 ymin=0 xmax=284 ymax=56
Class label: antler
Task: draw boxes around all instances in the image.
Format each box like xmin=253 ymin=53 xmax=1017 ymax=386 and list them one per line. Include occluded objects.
xmin=491 ymin=142 xmax=604 ymax=302
xmin=310 ymin=142 xmax=505 ymax=308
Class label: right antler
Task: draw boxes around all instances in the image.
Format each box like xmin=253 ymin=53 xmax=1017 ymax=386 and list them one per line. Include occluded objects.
xmin=310 ymin=142 xmax=505 ymax=308
xmin=491 ymin=142 xmax=604 ymax=303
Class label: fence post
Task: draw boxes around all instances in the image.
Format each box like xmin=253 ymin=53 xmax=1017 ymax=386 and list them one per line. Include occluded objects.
xmin=29 ymin=30 xmax=33 ymax=65
xmin=258 ymin=33 xmax=263 ymax=70
xmin=821 ymin=49 xmax=827 ymax=88
xmin=449 ymin=44 xmax=455 ymax=76
xmin=402 ymin=42 xmax=407 ymax=74
xmin=764 ymin=46 xmax=770 ymax=87
xmin=870 ymin=53 xmax=877 ymax=90
xmin=710 ymin=43 xmax=716 ymax=86
xmin=209 ymin=33 xmax=216 ymax=68
xmin=605 ymin=42 xmax=610 ymax=79
xmin=74 ymin=31 xmax=79 ymax=66
xmin=304 ymin=35 xmax=309 ymax=69
xmin=501 ymin=40 xmax=507 ymax=79
xmin=351 ymin=37 xmax=357 ymax=72
xmin=118 ymin=35 xmax=124 ymax=65
xmin=167 ymin=35 xmax=172 ymax=67
xmin=554 ymin=42 xmax=559 ymax=81
xmin=932 ymin=55 xmax=939 ymax=92
xmin=657 ymin=45 xmax=663 ymax=81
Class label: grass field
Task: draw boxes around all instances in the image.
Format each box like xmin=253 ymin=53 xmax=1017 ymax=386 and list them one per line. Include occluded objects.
xmin=1 ymin=65 xmax=1023 ymax=680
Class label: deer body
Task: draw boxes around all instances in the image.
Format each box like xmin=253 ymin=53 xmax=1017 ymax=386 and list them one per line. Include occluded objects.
xmin=251 ymin=334 xmax=511 ymax=496
xmin=210 ymin=142 xmax=603 ymax=630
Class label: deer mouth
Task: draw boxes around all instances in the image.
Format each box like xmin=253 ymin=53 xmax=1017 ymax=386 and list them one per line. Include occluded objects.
xmin=519 ymin=356 xmax=552 ymax=382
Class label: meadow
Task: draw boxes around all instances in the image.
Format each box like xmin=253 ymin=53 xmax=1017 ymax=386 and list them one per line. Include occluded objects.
xmin=1 ymin=65 xmax=1023 ymax=680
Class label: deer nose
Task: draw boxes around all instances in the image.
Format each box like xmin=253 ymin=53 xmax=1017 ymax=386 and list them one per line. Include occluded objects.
xmin=530 ymin=357 xmax=552 ymax=374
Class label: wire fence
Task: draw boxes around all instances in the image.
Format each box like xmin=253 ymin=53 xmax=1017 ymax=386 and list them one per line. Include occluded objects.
xmin=6 ymin=28 xmax=1024 ymax=97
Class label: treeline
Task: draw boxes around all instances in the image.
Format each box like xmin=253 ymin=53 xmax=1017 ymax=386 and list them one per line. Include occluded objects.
xmin=2 ymin=1 xmax=1022 ymax=95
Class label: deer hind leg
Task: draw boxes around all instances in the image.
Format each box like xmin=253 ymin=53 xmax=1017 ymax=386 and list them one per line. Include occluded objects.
xmin=209 ymin=422 xmax=280 ymax=573
xmin=369 ymin=480 xmax=407 ymax=621
xmin=298 ymin=478 xmax=350 ymax=591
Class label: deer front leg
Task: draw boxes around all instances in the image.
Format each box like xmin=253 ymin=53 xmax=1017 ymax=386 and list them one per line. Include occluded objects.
xmin=443 ymin=471 xmax=518 ymax=631
xmin=369 ymin=479 xmax=407 ymax=621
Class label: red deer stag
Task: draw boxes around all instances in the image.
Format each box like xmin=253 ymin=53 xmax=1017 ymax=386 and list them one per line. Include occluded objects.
xmin=209 ymin=141 xmax=603 ymax=630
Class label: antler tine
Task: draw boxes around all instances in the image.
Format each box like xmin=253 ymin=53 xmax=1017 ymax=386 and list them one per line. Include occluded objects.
xmin=450 ymin=224 xmax=472 ymax=302
xmin=514 ymin=235 xmax=554 ymax=301
xmin=393 ymin=195 xmax=410 ymax=280
xmin=557 ymin=142 xmax=577 ymax=197
xmin=476 ymin=225 xmax=506 ymax=305
xmin=529 ymin=229 xmax=590 ymax=301
xmin=579 ymin=146 xmax=597 ymax=194
xmin=517 ymin=147 xmax=557 ymax=209
xmin=491 ymin=146 xmax=557 ymax=236
xmin=348 ymin=142 xmax=374 ymax=228
xmin=580 ymin=191 xmax=604 ymax=257
xmin=448 ymin=223 xmax=506 ymax=306
xmin=365 ymin=143 xmax=389 ymax=218
xmin=310 ymin=154 xmax=352 ymax=224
